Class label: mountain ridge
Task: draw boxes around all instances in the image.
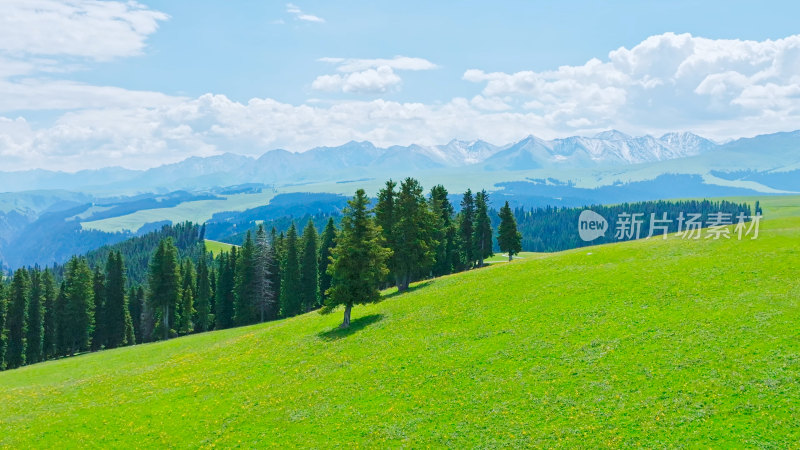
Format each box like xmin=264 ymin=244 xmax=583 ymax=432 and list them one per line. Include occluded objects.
xmin=0 ymin=129 xmax=796 ymax=194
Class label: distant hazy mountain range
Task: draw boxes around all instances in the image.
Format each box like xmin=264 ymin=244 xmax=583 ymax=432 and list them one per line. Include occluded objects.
xmin=0 ymin=130 xmax=736 ymax=194
xmin=2 ymin=129 xmax=799 ymax=270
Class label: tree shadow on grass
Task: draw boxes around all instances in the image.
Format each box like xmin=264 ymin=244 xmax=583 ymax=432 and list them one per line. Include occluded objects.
xmin=318 ymin=313 xmax=385 ymax=341
xmin=382 ymin=281 xmax=433 ymax=300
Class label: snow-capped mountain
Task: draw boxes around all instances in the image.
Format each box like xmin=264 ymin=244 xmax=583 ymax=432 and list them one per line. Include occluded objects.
xmin=0 ymin=130 xmax=725 ymax=193
xmin=483 ymin=131 xmax=717 ymax=170
xmin=433 ymin=139 xmax=503 ymax=165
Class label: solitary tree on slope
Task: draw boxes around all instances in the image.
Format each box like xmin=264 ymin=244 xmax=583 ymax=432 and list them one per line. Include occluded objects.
xmin=497 ymin=201 xmax=522 ymax=261
xmin=324 ymin=189 xmax=391 ymax=329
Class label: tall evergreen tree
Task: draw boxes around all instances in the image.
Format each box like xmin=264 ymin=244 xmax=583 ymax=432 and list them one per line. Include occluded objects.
xmin=215 ymin=248 xmax=236 ymax=329
xmin=458 ymin=189 xmax=476 ymax=270
xmin=268 ymin=227 xmax=282 ymax=317
xmin=430 ymin=185 xmax=459 ymax=276
xmin=234 ymin=232 xmax=258 ymax=326
xmin=374 ymin=179 xmax=398 ymax=285
xmin=279 ymin=223 xmax=302 ymax=317
xmin=139 ymin=286 xmax=154 ymax=343
xmin=148 ymin=238 xmax=181 ymax=340
xmin=62 ymin=257 xmax=95 ymax=355
xmin=318 ymin=217 xmax=336 ymax=302
xmin=106 ymin=252 xmax=133 ymax=348
xmin=254 ymin=225 xmax=275 ymax=322
xmin=26 ymin=269 xmax=45 ymax=364
xmin=41 ymin=269 xmax=57 ymax=360
xmin=54 ymin=281 xmax=67 ymax=356
xmin=128 ymin=285 xmax=144 ymax=344
xmin=472 ymin=190 xmax=494 ymax=267
xmin=208 ymin=266 xmax=217 ymax=317
xmin=6 ymin=268 xmax=30 ymax=369
xmin=178 ymin=259 xmax=196 ymax=334
xmin=0 ymin=282 xmax=8 ymax=369
xmin=195 ymin=253 xmax=213 ymax=332
xmin=390 ymin=178 xmax=438 ymax=291
xmin=91 ymin=267 xmax=106 ymax=351
xmin=324 ymin=189 xmax=391 ymax=328
xmin=497 ymin=201 xmax=522 ymax=261
xmin=300 ymin=219 xmax=320 ymax=312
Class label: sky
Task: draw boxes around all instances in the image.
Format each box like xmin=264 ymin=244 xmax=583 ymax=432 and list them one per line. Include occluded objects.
xmin=1 ymin=0 xmax=800 ymax=171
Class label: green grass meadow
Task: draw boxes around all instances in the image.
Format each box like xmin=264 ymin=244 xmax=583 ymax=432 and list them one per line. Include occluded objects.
xmin=2 ymin=196 xmax=799 ymax=447
xmin=81 ymin=192 xmax=276 ymax=233
xmin=204 ymin=239 xmax=236 ymax=256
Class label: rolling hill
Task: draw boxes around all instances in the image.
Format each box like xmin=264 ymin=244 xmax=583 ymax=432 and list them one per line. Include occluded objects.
xmin=1 ymin=196 xmax=798 ymax=446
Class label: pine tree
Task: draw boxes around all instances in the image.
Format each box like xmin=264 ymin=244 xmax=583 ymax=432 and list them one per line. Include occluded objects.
xmin=6 ymin=268 xmax=30 ymax=369
xmin=139 ymin=286 xmax=154 ymax=343
xmin=41 ymin=269 xmax=57 ymax=360
xmin=458 ymin=189 xmax=476 ymax=270
xmin=390 ymin=178 xmax=438 ymax=291
xmin=208 ymin=266 xmax=217 ymax=316
xmin=318 ymin=217 xmax=336 ymax=302
xmin=128 ymin=285 xmax=143 ymax=344
xmin=324 ymin=189 xmax=391 ymax=328
xmin=268 ymin=227 xmax=282 ymax=318
xmin=279 ymin=223 xmax=302 ymax=317
xmin=215 ymin=249 xmax=236 ymax=329
xmin=0 ymin=282 xmax=8 ymax=369
xmin=26 ymin=268 xmax=45 ymax=364
xmin=300 ymin=219 xmax=320 ymax=312
xmin=178 ymin=259 xmax=196 ymax=334
xmin=195 ymin=252 xmax=213 ymax=332
xmin=106 ymin=252 xmax=133 ymax=348
xmin=54 ymin=281 xmax=67 ymax=356
xmin=62 ymin=257 xmax=95 ymax=355
xmin=234 ymin=232 xmax=257 ymax=326
xmin=91 ymin=267 xmax=106 ymax=351
xmin=148 ymin=238 xmax=181 ymax=340
xmin=254 ymin=225 xmax=275 ymax=322
xmin=374 ymin=179 xmax=398 ymax=286
xmin=472 ymin=190 xmax=493 ymax=267
xmin=497 ymin=201 xmax=522 ymax=261
xmin=430 ymin=185 xmax=459 ymax=276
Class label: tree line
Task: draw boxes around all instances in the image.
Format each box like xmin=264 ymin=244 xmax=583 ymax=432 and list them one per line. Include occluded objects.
xmin=512 ymin=199 xmax=752 ymax=252
xmin=6 ymin=177 xmax=745 ymax=369
xmin=0 ymin=178 xmax=522 ymax=369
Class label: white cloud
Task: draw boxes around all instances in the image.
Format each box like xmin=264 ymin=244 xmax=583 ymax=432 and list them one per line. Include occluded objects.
xmin=312 ymin=56 xmax=438 ymax=94
xmin=286 ymin=3 xmax=325 ymax=23
xmin=470 ymin=95 xmax=511 ymax=111
xmin=0 ymin=0 xmax=171 ymax=113
xmin=0 ymin=0 xmax=168 ymax=61
xmin=4 ymin=32 xmax=800 ymax=172
xmin=319 ymin=56 xmax=439 ymax=72
xmin=312 ymin=66 xmax=403 ymax=93
xmin=0 ymin=79 xmax=182 ymax=112
xmin=464 ymin=32 xmax=800 ymax=134
xmin=0 ymin=95 xmax=553 ymax=171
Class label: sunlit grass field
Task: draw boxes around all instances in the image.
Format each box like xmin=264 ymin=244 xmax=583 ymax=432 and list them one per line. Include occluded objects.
xmin=484 ymin=251 xmax=539 ymax=263
xmin=2 ymin=197 xmax=799 ymax=447
xmin=204 ymin=239 xmax=236 ymax=256
xmin=81 ymin=191 xmax=276 ymax=233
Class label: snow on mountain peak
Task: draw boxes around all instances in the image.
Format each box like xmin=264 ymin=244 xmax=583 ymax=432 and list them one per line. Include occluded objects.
xmin=592 ymin=130 xmax=632 ymax=141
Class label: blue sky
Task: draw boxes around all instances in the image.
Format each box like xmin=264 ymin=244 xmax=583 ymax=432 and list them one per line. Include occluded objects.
xmin=1 ymin=0 xmax=800 ymax=170
xmin=70 ymin=0 xmax=800 ymax=104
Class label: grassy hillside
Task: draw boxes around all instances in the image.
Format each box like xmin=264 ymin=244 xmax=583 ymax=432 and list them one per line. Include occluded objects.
xmin=2 ymin=198 xmax=799 ymax=447
xmin=81 ymin=191 xmax=276 ymax=233
xmin=204 ymin=238 xmax=236 ymax=256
